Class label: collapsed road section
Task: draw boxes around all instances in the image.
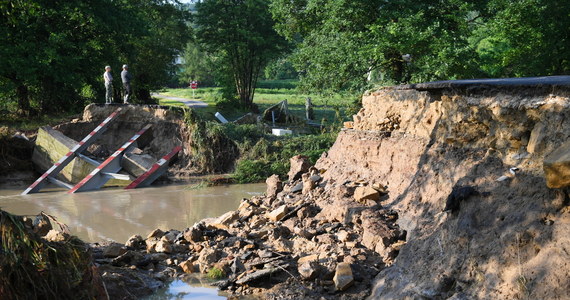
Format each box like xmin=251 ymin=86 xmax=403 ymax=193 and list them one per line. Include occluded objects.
xmin=23 ymin=105 xmax=183 ymax=194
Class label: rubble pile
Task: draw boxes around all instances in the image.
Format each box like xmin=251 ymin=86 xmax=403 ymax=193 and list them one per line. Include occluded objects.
xmin=90 ymin=155 xmax=406 ymax=299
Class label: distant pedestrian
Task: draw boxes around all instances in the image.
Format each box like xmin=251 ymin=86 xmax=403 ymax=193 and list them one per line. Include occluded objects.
xmin=121 ymin=64 xmax=132 ymax=104
xmin=103 ymin=66 xmax=113 ymax=104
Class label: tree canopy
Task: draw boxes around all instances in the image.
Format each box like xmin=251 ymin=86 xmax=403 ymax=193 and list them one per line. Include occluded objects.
xmin=270 ymin=0 xmax=570 ymax=93
xmin=0 ymin=0 xmax=191 ymax=115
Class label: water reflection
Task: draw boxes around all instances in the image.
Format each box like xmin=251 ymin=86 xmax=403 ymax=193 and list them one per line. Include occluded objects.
xmin=0 ymin=183 xmax=265 ymax=243
xmin=146 ymin=275 xmax=227 ymax=300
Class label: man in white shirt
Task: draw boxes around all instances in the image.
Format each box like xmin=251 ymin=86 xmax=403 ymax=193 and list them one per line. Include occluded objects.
xmin=104 ymin=66 xmax=113 ymax=104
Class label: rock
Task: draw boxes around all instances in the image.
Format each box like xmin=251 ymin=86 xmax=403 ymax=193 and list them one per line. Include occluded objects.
xmin=197 ymin=248 xmax=221 ymax=273
xmin=333 ymin=263 xmax=354 ymax=291
xmin=344 ymin=121 xmax=354 ymax=129
xmin=148 ymin=252 xmax=169 ymax=261
xmin=208 ymin=211 xmax=239 ymax=230
xmin=104 ymin=243 xmax=128 ymax=258
xmin=112 ymin=250 xmax=145 ymax=266
xmin=155 ymin=240 xmax=172 ymax=253
xmin=44 ymin=229 xmax=67 ymax=242
xmin=183 ymin=225 xmax=203 ymax=243
xmin=290 ymin=182 xmax=303 ymax=193
xmin=179 ymin=260 xmax=197 ymax=273
xmin=147 ymin=229 xmax=165 ymax=239
xmin=230 ymin=257 xmax=245 ymax=274
xmin=32 ymin=214 xmax=52 ymax=236
xmin=298 ymin=261 xmax=319 ymax=280
xmin=360 ymin=210 xmax=402 ymax=260
xmin=302 ymin=173 xmax=316 ymax=194
xmin=161 ymin=232 xmax=177 ymax=243
xmin=258 ymin=249 xmax=274 ymax=258
xmin=125 ymin=235 xmax=144 ymax=249
xmin=288 ymin=155 xmax=311 ymax=182
xmin=235 ymin=266 xmax=284 ymax=285
xmin=267 ymin=205 xmax=288 ymax=222
xmin=353 ymin=186 xmax=380 ymax=203
xmin=544 ymin=139 xmax=570 ymax=188
xmin=528 ymin=122 xmax=546 ymax=153
xmin=336 ymin=230 xmax=351 ymax=242
xmin=266 ymin=174 xmax=283 ymax=198
xmin=146 ymin=238 xmax=159 ymax=253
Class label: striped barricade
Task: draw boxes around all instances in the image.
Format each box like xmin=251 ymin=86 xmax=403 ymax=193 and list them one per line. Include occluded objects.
xmin=22 ymin=108 xmax=123 ymax=195
xmin=68 ymin=124 xmax=152 ymax=194
xmin=124 ymin=146 xmax=182 ymax=189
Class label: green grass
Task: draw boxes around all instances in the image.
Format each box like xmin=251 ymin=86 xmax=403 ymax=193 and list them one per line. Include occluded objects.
xmin=158 ymin=80 xmax=357 ymax=126
xmin=157 ymin=98 xmax=188 ymax=108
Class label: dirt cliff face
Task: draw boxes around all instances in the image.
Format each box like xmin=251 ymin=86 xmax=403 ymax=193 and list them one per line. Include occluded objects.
xmin=316 ymin=86 xmax=570 ymax=299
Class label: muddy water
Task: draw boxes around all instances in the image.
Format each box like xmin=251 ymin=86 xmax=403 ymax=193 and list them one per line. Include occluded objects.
xmin=0 ymin=183 xmax=265 ymax=243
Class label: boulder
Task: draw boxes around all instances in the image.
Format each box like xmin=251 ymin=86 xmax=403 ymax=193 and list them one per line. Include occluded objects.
xmin=125 ymin=235 xmax=145 ymax=249
xmin=289 ymin=182 xmax=303 ymax=193
xmin=178 ymin=260 xmax=197 ymax=273
xmin=197 ymin=248 xmax=221 ymax=273
xmin=333 ymin=263 xmax=354 ymax=291
xmin=103 ymin=243 xmax=128 ymax=258
xmin=266 ymin=174 xmax=283 ymax=198
xmin=544 ymin=140 xmax=570 ymax=188
xmin=302 ymin=173 xmax=316 ymax=194
xmin=288 ymin=155 xmax=311 ymax=181
xmin=161 ymin=232 xmax=178 ymax=243
xmin=528 ymin=122 xmax=546 ymax=153
xmin=146 ymin=238 xmax=159 ymax=253
xmin=155 ymin=241 xmax=172 ymax=253
xmin=298 ymin=261 xmax=319 ymax=280
xmin=267 ymin=205 xmax=288 ymax=222
xmin=183 ymin=225 xmax=203 ymax=243
xmin=208 ymin=211 xmax=239 ymax=230
xmin=147 ymin=229 xmax=165 ymax=239
xmin=354 ymin=186 xmax=380 ymax=203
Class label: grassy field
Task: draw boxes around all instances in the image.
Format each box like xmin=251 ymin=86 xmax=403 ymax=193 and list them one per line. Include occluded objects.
xmin=158 ymin=80 xmax=358 ymax=126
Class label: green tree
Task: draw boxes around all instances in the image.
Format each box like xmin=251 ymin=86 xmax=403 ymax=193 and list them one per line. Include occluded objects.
xmin=0 ymin=0 xmax=191 ymax=114
xmin=270 ymin=0 xmax=480 ymax=92
xmin=180 ymin=42 xmax=216 ymax=86
xmin=119 ymin=0 xmax=192 ymax=102
xmin=472 ymin=0 xmax=570 ymax=77
xmin=195 ymin=0 xmax=288 ymax=108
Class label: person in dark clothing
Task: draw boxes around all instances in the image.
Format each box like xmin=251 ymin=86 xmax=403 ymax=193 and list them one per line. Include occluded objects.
xmin=121 ymin=64 xmax=132 ymax=104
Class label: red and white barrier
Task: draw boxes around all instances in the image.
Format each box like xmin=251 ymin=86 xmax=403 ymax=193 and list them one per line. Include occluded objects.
xmin=22 ymin=108 xmax=122 ymax=195
xmin=68 ymin=124 xmax=152 ymax=194
xmin=124 ymin=146 xmax=182 ymax=189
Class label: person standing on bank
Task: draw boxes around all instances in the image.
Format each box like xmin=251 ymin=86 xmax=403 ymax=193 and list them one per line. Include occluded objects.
xmin=121 ymin=64 xmax=132 ymax=104
xmin=104 ymin=66 xmax=113 ymax=104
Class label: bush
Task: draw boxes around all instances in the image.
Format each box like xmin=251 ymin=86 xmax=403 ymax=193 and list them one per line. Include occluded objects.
xmin=207 ymin=267 xmax=226 ymax=279
xmin=232 ymin=132 xmax=337 ymax=183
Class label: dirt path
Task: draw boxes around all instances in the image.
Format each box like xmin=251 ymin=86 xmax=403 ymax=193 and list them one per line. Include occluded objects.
xmin=152 ymin=93 xmax=208 ymax=108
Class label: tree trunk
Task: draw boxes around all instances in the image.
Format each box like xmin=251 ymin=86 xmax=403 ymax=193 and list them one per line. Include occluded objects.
xmin=15 ymin=84 xmax=31 ymax=116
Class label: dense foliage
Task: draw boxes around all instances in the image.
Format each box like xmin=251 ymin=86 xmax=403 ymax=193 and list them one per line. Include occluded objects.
xmin=0 ymin=0 xmax=191 ymax=115
xmin=269 ymin=0 xmax=570 ymax=92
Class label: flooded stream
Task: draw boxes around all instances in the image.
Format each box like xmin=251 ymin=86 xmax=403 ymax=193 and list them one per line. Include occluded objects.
xmin=0 ymin=183 xmax=265 ymax=243
xmin=0 ymin=183 xmax=266 ymax=300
